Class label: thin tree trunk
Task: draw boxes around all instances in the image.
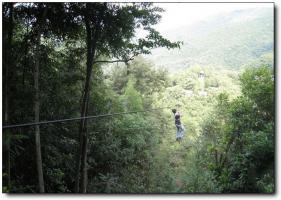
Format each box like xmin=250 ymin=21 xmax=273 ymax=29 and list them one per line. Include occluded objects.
xmin=75 ymin=4 xmax=106 ymax=193
xmin=81 ymin=105 xmax=89 ymax=193
xmin=75 ymin=18 xmax=96 ymax=193
xmin=34 ymin=7 xmax=47 ymax=193
xmin=81 ymin=30 xmax=98 ymax=193
xmin=34 ymin=28 xmax=45 ymax=193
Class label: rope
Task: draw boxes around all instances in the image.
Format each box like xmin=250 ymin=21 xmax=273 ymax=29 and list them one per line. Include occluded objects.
xmin=2 ymin=107 xmax=170 ymax=129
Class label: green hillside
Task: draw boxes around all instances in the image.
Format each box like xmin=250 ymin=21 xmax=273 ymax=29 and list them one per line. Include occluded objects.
xmin=146 ymin=7 xmax=273 ymax=71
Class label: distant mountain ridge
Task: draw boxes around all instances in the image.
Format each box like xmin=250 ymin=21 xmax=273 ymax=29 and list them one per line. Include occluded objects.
xmin=146 ymin=7 xmax=273 ymax=72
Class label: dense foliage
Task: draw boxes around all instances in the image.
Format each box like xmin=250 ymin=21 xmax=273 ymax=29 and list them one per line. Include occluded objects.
xmin=2 ymin=2 xmax=274 ymax=193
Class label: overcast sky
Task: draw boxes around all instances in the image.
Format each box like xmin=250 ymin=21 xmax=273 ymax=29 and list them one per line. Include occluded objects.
xmin=152 ymin=3 xmax=273 ymax=34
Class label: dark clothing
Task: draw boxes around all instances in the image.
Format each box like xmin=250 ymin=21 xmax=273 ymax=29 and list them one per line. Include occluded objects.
xmin=175 ymin=119 xmax=181 ymax=126
xmin=174 ymin=112 xmax=185 ymax=140
xmin=175 ymin=112 xmax=181 ymax=125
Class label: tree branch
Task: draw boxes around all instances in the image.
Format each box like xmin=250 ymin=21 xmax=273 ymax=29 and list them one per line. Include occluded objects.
xmin=93 ymin=54 xmax=138 ymax=64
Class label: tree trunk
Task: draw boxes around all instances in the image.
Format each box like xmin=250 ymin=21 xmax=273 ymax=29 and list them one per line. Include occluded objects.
xmin=75 ymin=17 xmax=97 ymax=193
xmin=75 ymin=4 xmax=106 ymax=193
xmin=34 ymin=27 xmax=45 ymax=194
xmin=33 ymin=7 xmax=47 ymax=193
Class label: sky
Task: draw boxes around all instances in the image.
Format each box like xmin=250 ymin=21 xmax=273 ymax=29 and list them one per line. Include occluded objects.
xmin=151 ymin=3 xmax=273 ymax=34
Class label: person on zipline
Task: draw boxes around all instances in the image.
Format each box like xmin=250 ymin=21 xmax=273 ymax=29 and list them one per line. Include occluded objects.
xmin=172 ymin=108 xmax=185 ymax=141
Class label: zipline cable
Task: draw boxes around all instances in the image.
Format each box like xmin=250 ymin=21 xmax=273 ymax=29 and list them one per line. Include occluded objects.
xmin=2 ymin=107 xmax=170 ymax=129
xmin=94 ymin=125 xmax=167 ymax=132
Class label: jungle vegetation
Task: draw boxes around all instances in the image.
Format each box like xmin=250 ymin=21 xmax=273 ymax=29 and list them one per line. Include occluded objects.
xmin=2 ymin=2 xmax=274 ymax=193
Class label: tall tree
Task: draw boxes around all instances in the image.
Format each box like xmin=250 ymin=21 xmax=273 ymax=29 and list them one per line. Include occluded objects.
xmin=10 ymin=3 xmax=82 ymax=192
xmin=33 ymin=4 xmax=48 ymax=193
xmin=71 ymin=2 xmax=181 ymax=193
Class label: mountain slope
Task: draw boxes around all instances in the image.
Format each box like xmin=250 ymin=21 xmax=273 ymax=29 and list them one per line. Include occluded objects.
xmin=146 ymin=7 xmax=273 ymax=72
